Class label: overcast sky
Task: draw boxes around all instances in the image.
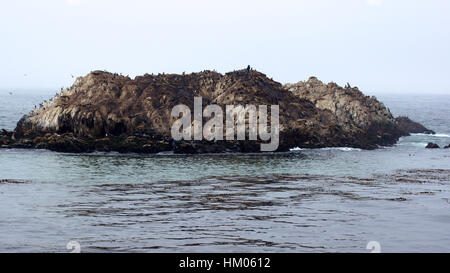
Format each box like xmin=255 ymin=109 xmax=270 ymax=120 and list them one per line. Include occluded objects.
xmin=1 ymin=0 xmax=449 ymax=94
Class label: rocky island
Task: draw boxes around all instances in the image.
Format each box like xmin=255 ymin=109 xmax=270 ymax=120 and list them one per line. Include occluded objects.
xmin=0 ymin=68 xmax=434 ymax=153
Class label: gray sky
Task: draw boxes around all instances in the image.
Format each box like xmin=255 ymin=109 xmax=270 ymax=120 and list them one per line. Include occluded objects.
xmin=1 ymin=0 xmax=449 ymax=94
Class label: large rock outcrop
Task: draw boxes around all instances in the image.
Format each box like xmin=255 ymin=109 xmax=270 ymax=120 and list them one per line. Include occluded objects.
xmin=394 ymin=116 xmax=435 ymax=135
xmin=285 ymin=77 xmax=432 ymax=147
xmin=1 ymin=69 xmax=434 ymax=153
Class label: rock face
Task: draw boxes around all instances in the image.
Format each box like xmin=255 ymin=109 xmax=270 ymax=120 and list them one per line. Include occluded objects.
xmin=286 ymin=78 xmax=392 ymax=129
xmin=394 ymin=116 xmax=435 ymax=135
xmin=285 ymin=77 xmax=408 ymax=148
xmin=1 ymin=69 xmax=434 ymax=153
xmin=0 ymin=129 xmax=13 ymax=148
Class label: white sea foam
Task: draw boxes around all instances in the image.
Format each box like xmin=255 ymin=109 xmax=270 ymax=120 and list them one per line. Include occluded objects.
xmin=411 ymin=133 xmax=450 ymax=138
xmin=290 ymin=147 xmax=361 ymax=152
xmin=396 ymin=142 xmax=430 ymax=147
xmin=321 ymin=147 xmax=362 ymax=152
xmin=157 ymin=151 xmax=175 ymax=155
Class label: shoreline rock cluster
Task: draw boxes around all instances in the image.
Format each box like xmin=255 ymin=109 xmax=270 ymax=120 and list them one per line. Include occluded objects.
xmin=0 ymin=68 xmax=436 ymax=154
xmin=426 ymin=143 xmax=450 ymax=149
xmin=426 ymin=143 xmax=440 ymax=149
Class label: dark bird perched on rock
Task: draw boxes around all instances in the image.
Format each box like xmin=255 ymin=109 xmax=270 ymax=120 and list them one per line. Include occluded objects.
xmin=426 ymin=142 xmax=440 ymax=149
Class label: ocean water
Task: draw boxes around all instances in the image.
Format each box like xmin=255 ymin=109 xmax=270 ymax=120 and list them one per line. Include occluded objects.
xmin=0 ymin=90 xmax=449 ymax=253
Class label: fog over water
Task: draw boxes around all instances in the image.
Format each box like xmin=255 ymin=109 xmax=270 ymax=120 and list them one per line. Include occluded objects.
xmin=2 ymin=0 xmax=450 ymax=94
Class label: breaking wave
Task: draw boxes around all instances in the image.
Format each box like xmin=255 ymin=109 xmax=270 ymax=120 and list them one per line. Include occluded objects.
xmin=290 ymin=147 xmax=362 ymax=152
xmin=411 ymin=133 xmax=450 ymax=138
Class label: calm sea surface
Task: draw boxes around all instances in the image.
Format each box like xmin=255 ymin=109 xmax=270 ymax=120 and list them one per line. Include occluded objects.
xmin=0 ymin=90 xmax=449 ymax=252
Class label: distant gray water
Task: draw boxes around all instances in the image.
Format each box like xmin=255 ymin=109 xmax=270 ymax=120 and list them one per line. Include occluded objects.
xmin=0 ymin=90 xmax=449 ymax=252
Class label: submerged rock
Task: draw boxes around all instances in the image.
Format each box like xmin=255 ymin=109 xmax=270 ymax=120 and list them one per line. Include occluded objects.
xmin=444 ymin=144 xmax=450 ymax=149
xmin=426 ymin=142 xmax=440 ymax=149
xmin=0 ymin=179 xmax=27 ymax=184
xmin=1 ymin=69 xmax=433 ymax=153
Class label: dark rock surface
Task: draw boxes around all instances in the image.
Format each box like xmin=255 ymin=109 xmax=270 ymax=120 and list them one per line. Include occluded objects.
xmin=0 ymin=69 xmax=434 ymax=153
xmin=426 ymin=142 xmax=440 ymax=149
xmin=0 ymin=179 xmax=27 ymax=184
xmin=284 ymin=77 xmax=433 ymax=148
xmin=0 ymin=129 xmax=13 ymax=148
xmin=394 ymin=116 xmax=435 ymax=135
